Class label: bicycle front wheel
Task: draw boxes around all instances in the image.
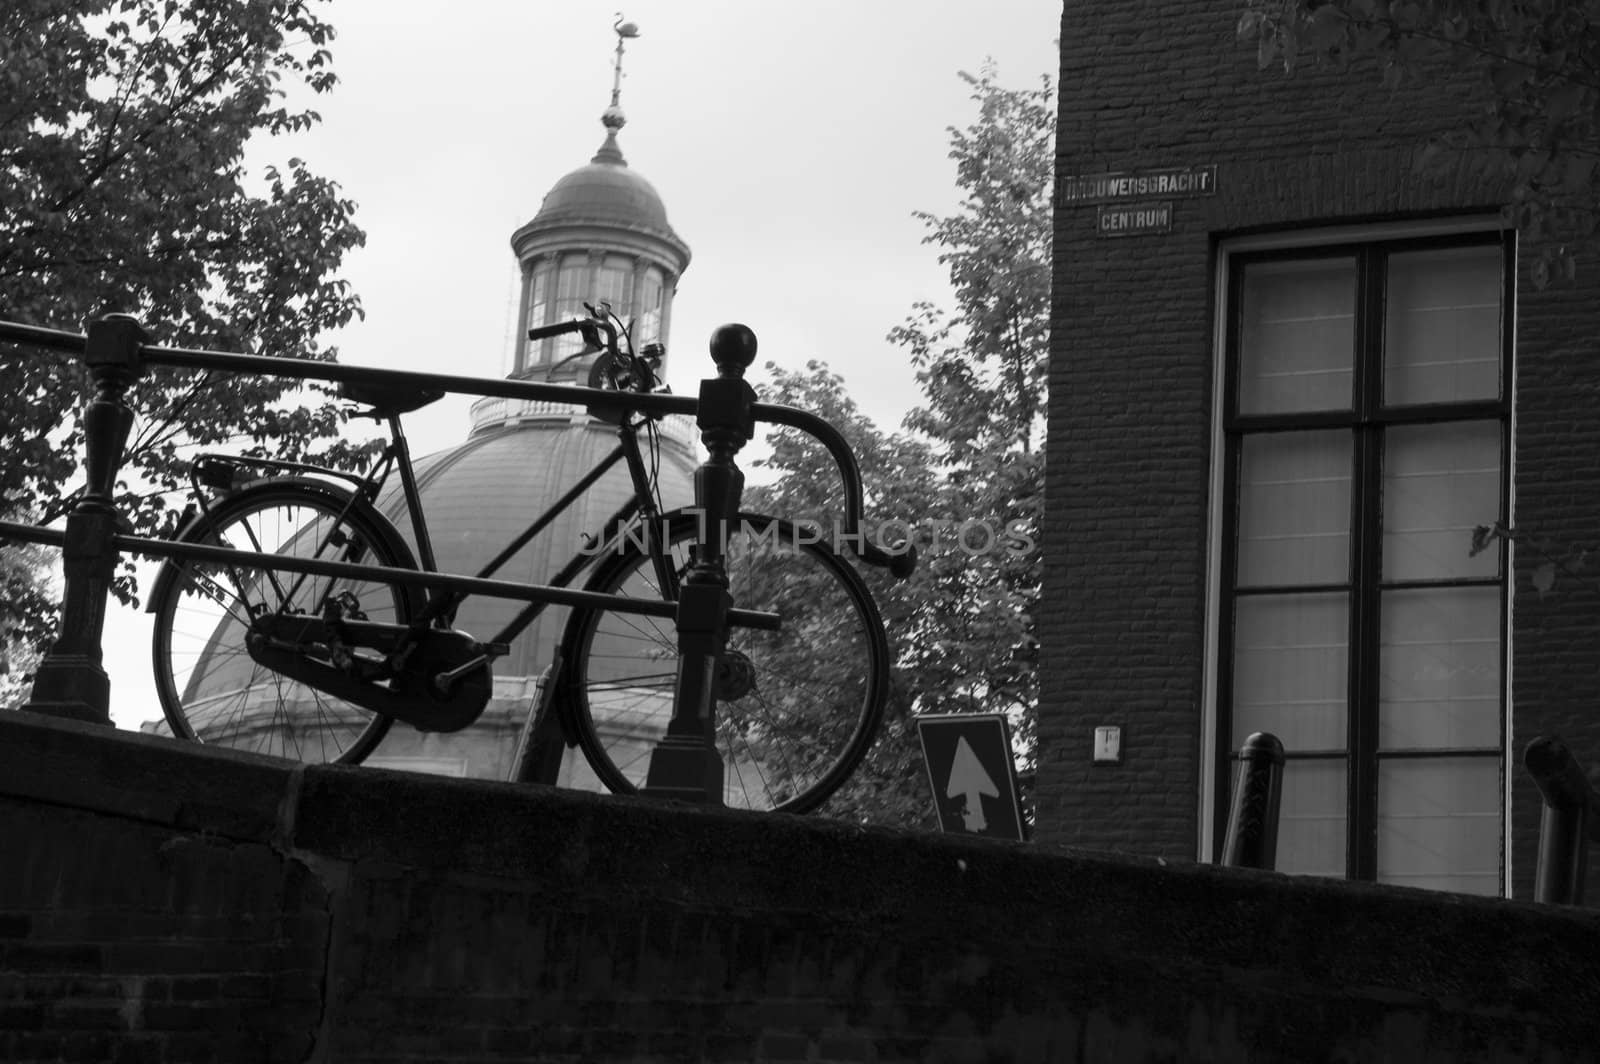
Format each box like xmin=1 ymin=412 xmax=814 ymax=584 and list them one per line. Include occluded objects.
xmin=561 ymin=512 xmax=889 ymax=813
xmin=150 ymin=482 xmax=420 ymax=764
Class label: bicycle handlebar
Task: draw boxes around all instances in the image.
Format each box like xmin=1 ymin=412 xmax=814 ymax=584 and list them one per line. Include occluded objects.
xmin=526 ymin=317 xmax=607 ymax=347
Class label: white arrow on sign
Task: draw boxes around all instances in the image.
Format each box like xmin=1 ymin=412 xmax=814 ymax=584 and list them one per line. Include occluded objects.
xmin=946 ymin=736 xmax=999 ymax=832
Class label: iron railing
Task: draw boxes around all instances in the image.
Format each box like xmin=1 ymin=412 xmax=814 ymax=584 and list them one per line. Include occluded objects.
xmin=0 ymin=313 xmax=888 ymax=804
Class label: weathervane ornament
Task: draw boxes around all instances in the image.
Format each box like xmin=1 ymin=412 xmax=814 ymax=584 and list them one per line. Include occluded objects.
xmin=603 ymin=14 xmax=640 ymax=134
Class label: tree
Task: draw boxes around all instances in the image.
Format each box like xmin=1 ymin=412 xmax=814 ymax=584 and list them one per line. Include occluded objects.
xmin=1238 ymin=0 xmax=1600 ymax=282
xmin=745 ymin=362 xmax=943 ymax=829
xmin=0 ymin=0 xmax=370 ymax=661
xmin=746 ymin=63 xmax=1053 ymax=829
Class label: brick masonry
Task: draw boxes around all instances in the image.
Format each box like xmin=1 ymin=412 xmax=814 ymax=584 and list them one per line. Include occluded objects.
xmin=1039 ymin=0 xmax=1600 ymax=898
xmin=3 ymin=710 xmax=1600 ymax=1062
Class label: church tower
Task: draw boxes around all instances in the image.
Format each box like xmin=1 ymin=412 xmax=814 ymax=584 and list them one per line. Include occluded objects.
xmin=148 ymin=19 xmax=698 ymax=785
xmin=504 ymin=19 xmax=690 ymax=390
xmin=359 ymin=18 xmax=698 ymax=780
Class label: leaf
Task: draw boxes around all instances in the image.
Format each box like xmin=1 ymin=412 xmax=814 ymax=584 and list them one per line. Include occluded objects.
xmin=1533 ymin=562 xmax=1557 ymax=594
xmin=1469 ymin=524 xmax=1497 ymax=556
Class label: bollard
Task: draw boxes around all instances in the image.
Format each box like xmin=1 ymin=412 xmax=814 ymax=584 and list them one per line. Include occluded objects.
xmin=1525 ymin=736 xmax=1594 ymax=906
xmin=24 ymin=313 xmax=147 ymax=725
xmin=639 ymin=324 xmax=757 ymax=804
xmin=1220 ymin=731 xmax=1285 ymax=870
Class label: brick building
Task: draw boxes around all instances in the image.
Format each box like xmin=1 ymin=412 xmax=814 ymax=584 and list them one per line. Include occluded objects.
xmin=1038 ymin=1 xmax=1600 ymax=900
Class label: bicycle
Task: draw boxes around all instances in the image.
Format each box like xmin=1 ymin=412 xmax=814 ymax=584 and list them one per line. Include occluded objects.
xmin=145 ymin=305 xmax=913 ymax=813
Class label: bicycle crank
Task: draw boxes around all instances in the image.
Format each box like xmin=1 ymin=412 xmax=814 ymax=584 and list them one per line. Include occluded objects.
xmin=246 ymin=616 xmax=494 ymax=733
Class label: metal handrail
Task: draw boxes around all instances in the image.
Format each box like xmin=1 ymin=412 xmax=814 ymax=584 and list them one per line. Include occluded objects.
xmin=1525 ymin=736 xmax=1595 ymax=905
xmin=2 ymin=312 xmax=895 ymax=804
xmin=0 ymin=317 xmax=896 ymax=567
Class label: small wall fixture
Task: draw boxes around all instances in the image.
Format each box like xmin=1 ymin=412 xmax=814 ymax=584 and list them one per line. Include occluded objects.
xmin=1093 ymin=725 xmax=1122 ymax=765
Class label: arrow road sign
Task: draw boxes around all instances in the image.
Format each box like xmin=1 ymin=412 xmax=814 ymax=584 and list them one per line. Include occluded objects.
xmin=915 ymin=713 xmax=1026 ymax=841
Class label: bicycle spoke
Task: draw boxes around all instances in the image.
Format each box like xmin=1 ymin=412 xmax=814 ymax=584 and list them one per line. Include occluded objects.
xmin=566 ymin=513 xmax=887 ymax=813
xmin=153 ymin=486 xmax=412 ymax=765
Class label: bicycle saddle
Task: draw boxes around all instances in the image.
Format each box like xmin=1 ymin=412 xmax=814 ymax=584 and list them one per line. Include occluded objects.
xmin=338 ymin=379 xmax=446 ymax=416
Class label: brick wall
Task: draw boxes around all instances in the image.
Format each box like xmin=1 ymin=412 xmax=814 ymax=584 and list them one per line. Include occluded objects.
xmin=3 ymin=710 xmax=1600 ymax=1062
xmin=1040 ymin=0 xmax=1600 ymax=897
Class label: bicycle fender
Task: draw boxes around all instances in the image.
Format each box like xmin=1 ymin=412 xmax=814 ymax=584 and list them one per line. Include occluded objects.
xmin=143 ymin=478 xmax=375 ymax=613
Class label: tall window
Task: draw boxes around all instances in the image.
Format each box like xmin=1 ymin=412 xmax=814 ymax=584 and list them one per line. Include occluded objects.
xmin=637 ymin=267 xmax=664 ymax=343
xmin=522 ymin=263 xmax=552 ymax=368
xmin=594 ymin=255 xmax=632 ymax=316
xmin=551 ymin=257 xmax=590 ymax=359
xmin=1216 ymin=231 xmax=1512 ymax=895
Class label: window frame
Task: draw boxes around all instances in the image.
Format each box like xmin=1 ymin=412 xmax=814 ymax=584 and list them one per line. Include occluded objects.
xmin=1204 ymin=222 xmax=1515 ymax=891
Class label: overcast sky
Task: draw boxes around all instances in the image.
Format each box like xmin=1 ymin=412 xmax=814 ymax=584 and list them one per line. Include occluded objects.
xmin=290 ymin=0 xmax=1061 ymax=453
xmin=101 ymin=0 xmax=1062 ymax=727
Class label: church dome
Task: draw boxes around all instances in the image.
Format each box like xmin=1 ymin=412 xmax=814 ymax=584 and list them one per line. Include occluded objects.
xmin=531 ymin=138 xmax=676 ymax=239
xmin=510 ymin=130 xmax=691 ymax=277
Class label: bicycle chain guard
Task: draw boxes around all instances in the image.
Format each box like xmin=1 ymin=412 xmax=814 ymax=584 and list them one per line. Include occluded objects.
xmin=245 ymin=616 xmax=492 ymax=733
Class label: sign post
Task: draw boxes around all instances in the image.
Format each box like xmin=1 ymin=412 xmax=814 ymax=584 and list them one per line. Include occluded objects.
xmin=915 ymin=713 xmax=1026 ymax=842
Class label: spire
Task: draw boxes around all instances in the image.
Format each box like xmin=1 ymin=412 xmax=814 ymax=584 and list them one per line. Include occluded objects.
xmin=593 ymin=16 xmax=639 ymax=166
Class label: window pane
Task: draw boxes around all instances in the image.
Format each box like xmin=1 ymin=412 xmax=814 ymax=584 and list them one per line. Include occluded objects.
xmin=1379 ymin=587 xmax=1501 ymax=750
xmin=1238 ymin=431 xmax=1350 ymax=586
xmin=523 ymin=265 xmax=552 ymax=365
xmin=553 ymin=259 xmax=589 ymax=358
xmin=1233 ymin=593 xmax=1347 ymax=751
xmin=1382 ymin=422 xmax=1501 ymax=581
xmin=1377 ymin=756 xmax=1501 ymax=895
xmin=638 ymin=267 xmax=664 ymax=342
xmin=1238 ymin=257 xmax=1356 ymax=414
xmin=1276 ymin=757 xmax=1346 ymax=877
xmin=1384 ymin=246 xmax=1502 ymax=405
xmin=595 ymin=255 xmax=631 ymax=312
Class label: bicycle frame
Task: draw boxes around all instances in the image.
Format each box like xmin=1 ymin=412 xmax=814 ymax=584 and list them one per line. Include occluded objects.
xmin=188 ymin=401 xmax=682 ymax=659
xmin=399 ymin=413 xmax=678 ymax=650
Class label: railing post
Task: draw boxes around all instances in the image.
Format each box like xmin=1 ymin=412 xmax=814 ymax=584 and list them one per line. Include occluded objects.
xmin=1221 ymin=731 xmax=1285 ymax=870
xmin=1525 ymin=736 xmax=1593 ymax=906
xmin=640 ymin=324 xmax=757 ymax=805
xmin=24 ymin=313 xmax=146 ymax=725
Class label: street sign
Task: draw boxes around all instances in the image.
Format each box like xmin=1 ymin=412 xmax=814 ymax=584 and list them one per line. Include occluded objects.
xmin=915 ymin=713 xmax=1026 ymax=841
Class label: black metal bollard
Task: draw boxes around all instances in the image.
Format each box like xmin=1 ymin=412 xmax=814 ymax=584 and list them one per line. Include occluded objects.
xmin=24 ymin=314 xmax=147 ymax=725
xmin=639 ymin=324 xmax=757 ymax=804
xmin=1221 ymin=732 xmax=1285 ymax=870
xmin=1525 ymin=736 xmax=1594 ymax=906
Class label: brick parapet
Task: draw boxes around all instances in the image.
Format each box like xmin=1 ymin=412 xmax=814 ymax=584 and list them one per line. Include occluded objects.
xmin=3 ymin=710 xmax=1600 ymax=1060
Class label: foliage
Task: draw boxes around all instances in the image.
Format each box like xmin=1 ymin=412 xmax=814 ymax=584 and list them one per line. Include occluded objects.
xmin=1472 ymin=520 xmax=1590 ymax=596
xmin=0 ymin=521 xmax=53 ymax=708
xmin=745 ymin=362 xmax=941 ymax=829
xmin=0 ymin=0 xmax=370 ymax=658
xmin=1238 ymin=0 xmax=1600 ymax=281
xmin=747 ymin=63 xmax=1053 ymax=829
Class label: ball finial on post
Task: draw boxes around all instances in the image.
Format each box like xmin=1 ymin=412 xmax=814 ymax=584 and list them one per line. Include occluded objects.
xmin=709 ymin=323 xmax=757 ymax=379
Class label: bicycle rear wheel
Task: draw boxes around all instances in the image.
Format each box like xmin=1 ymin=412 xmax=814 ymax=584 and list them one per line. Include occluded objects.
xmin=561 ymin=512 xmax=889 ymax=813
xmin=150 ymin=482 xmax=421 ymax=764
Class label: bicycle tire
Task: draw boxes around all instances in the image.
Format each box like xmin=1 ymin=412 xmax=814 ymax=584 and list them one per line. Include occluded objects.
xmin=149 ymin=481 xmax=422 ymax=764
xmin=560 ymin=511 xmax=889 ymax=813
